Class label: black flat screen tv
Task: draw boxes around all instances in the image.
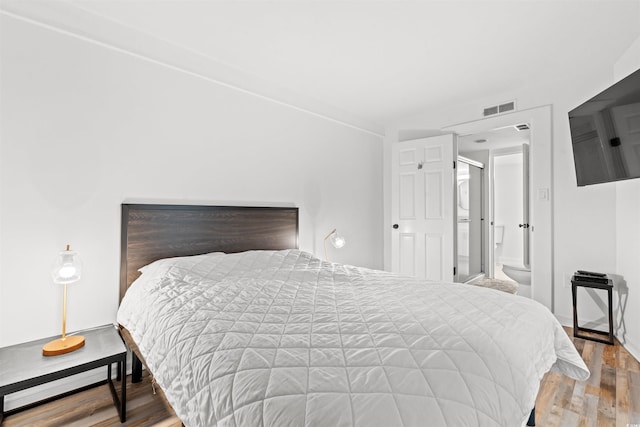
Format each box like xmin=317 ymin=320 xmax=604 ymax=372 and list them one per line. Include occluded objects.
xmin=568 ymin=68 xmax=640 ymax=186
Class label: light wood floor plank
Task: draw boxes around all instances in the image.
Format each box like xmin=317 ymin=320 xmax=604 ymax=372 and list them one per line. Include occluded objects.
xmin=536 ymin=327 xmax=639 ymax=427
xmin=535 ymin=370 xmax=560 ymax=423
xmin=597 ymin=364 xmax=616 ymax=425
xmin=584 ymin=394 xmax=599 ymax=427
xmin=629 ymin=370 xmax=640 ymax=423
xmin=615 ymin=368 xmax=629 ymax=427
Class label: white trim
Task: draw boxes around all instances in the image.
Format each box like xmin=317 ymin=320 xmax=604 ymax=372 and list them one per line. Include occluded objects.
xmin=623 ymin=340 xmax=640 ymax=365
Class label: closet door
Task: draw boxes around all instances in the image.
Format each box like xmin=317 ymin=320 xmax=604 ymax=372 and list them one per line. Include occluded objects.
xmin=391 ymin=134 xmax=456 ymax=281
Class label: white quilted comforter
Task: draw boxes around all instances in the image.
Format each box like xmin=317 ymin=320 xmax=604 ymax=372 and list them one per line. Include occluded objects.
xmin=117 ymin=250 xmax=589 ymax=427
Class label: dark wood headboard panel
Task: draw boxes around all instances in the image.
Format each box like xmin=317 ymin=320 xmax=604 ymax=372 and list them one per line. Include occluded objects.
xmin=120 ymin=204 xmax=299 ymax=301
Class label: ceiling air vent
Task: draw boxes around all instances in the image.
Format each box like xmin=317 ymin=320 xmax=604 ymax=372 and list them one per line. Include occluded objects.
xmin=514 ymin=123 xmax=530 ymax=131
xmin=483 ymin=106 xmax=499 ymax=116
xmin=483 ymin=100 xmax=517 ymax=117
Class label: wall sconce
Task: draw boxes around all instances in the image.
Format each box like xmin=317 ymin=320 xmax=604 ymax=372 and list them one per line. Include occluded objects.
xmin=324 ymin=228 xmax=346 ymax=261
xmin=43 ymin=245 xmax=85 ymax=356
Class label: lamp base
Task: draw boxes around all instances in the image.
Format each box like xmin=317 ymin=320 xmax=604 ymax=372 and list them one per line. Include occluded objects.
xmin=42 ymin=335 xmax=85 ymax=356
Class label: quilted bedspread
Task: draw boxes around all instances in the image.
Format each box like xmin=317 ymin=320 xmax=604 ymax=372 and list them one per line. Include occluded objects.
xmin=117 ymin=250 xmax=589 ymax=427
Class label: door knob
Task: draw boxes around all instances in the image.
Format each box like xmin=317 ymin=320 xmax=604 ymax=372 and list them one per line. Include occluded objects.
xmin=519 ymin=223 xmax=530 ymax=229
xmin=393 ymin=224 xmax=399 ymax=229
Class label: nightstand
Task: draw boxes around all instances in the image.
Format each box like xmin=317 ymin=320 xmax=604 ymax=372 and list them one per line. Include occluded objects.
xmin=571 ymin=276 xmax=614 ymax=345
xmin=0 ymin=324 xmax=127 ymax=423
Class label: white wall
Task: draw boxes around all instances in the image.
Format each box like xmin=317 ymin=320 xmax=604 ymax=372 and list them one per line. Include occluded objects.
xmin=384 ymin=35 xmax=639 ymax=358
xmin=614 ymin=34 xmax=640 ymax=359
xmin=0 ymin=15 xmax=383 ymax=348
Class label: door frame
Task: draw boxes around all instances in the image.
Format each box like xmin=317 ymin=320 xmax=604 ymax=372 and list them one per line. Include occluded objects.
xmin=442 ymin=106 xmax=553 ymax=311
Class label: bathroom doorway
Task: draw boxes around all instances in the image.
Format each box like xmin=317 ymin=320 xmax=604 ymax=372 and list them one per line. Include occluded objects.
xmin=442 ymin=106 xmax=552 ymax=309
xmin=456 ymin=156 xmax=484 ymax=283
xmin=457 ymin=126 xmax=531 ymax=295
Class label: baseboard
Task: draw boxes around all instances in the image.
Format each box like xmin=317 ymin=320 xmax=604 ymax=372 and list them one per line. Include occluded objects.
xmin=555 ymin=314 xmax=572 ymax=327
xmin=622 ymin=339 xmax=640 ymax=363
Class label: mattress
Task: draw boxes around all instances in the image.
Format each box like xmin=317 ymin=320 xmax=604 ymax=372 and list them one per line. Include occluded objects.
xmin=117 ymin=249 xmax=589 ymax=427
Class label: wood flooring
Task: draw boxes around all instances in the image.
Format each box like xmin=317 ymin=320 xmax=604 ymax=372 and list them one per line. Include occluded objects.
xmin=2 ymin=371 xmax=180 ymax=427
xmin=535 ymin=328 xmax=640 ymax=426
xmin=3 ymin=327 xmax=639 ymax=426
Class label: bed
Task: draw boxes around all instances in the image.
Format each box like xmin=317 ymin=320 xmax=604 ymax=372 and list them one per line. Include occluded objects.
xmin=117 ymin=204 xmax=589 ymax=427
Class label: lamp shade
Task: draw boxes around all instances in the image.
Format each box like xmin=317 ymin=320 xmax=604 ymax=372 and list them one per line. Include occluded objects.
xmin=329 ymin=231 xmax=346 ymax=249
xmin=51 ymin=246 xmax=82 ymax=284
xmin=323 ymin=228 xmax=346 ymax=261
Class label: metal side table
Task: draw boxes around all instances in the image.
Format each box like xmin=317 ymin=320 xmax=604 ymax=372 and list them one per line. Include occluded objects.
xmin=571 ymin=276 xmax=614 ymax=345
xmin=0 ymin=324 xmax=127 ymax=423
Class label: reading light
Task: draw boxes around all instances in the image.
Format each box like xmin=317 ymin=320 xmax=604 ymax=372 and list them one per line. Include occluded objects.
xmin=43 ymin=245 xmax=85 ymax=356
xmin=323 ymin=228 xmax=346 ymax=261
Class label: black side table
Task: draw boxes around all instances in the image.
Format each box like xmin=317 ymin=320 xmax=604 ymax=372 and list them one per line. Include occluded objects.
xmin=571 ymin=276 xmax=614 ymax=345
xmin=0 ymin=324 xmax=127 ymax=423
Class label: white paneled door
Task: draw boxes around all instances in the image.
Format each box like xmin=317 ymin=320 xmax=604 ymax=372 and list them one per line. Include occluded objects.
xmin=391 ymin=134 xmax=456 ymax=281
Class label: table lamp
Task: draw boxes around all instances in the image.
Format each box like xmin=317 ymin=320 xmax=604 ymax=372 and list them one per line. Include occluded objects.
xmin=43 ymin=245 xmax=84 ymax=356
xmin=323 ymin=228 xmax=346 ymax=261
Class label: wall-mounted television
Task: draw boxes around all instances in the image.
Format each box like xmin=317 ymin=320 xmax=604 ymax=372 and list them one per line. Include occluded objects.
xmin=568 ymin=68 xmax=640 ymax=186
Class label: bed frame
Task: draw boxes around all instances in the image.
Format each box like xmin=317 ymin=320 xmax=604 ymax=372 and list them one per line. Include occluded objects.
xmin=119 ymin=203 xmax=299 ymax=396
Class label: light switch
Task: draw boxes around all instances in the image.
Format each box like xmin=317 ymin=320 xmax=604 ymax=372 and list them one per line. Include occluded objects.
xmin=537 ymin=188 xmax=549 ymax=201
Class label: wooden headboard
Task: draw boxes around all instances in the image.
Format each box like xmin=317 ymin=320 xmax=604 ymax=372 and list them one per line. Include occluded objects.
xmin=120 ymin=204 xmax=299 ymax=301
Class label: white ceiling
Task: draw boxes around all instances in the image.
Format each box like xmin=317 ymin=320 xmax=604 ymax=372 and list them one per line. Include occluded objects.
xmin=3 ymin=0 xmax=640 ymax=134
xmin=458 ymin=126 xmax=529 ymax=153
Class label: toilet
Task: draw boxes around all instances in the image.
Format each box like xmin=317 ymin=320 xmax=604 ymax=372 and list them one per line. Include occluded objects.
xmin=502 ymin=264 xmax=531 ymax=285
